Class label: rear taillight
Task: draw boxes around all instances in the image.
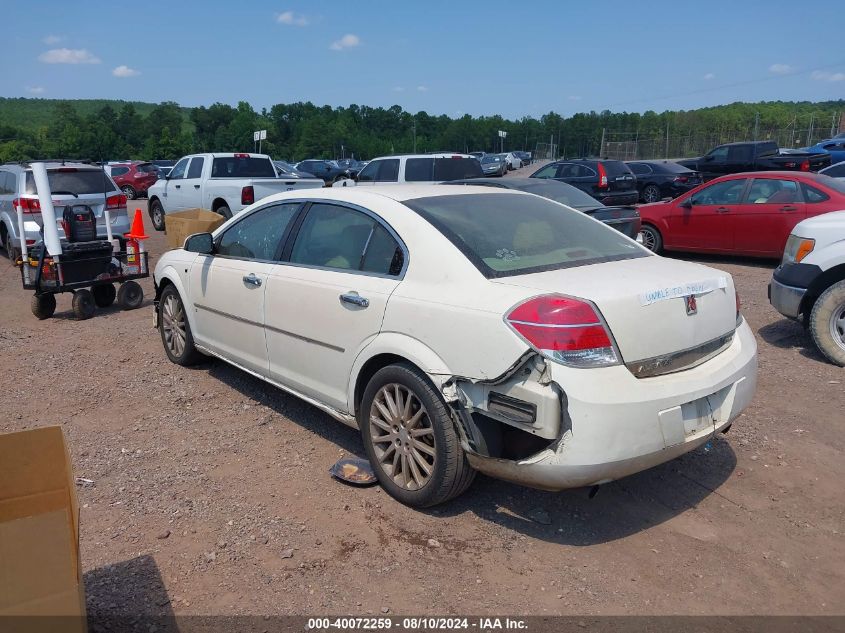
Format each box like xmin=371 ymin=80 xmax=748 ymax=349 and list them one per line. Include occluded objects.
xmin=241 ymin=185 xmax=255 ymax=206
xmin=673 ymin=176 xmax=688 ymax=183
xmin=597 ymin=163 xmax=608 ymax=189
xmin=505 ymin=294 xmax=619 ymax=368
xmin=106 ymin=194 xmax=127 ymax=210
xmin=800 ymin=160 xmax=810 ymax=172
xmin=12 ymin=198 xmax=41 ymax=214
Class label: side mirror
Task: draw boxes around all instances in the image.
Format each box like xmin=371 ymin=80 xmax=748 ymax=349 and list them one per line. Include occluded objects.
xmin=184 ymin=232 xmax=214 ymax=254
xmin=704 ymin=155 xmax=714 ymax=162
xmin=680 ymin=198 xmax=693 ymax=210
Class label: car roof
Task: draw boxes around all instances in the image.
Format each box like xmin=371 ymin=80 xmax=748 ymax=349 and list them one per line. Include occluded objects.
xmin=369 ymin=153 xmax=474 ymax=160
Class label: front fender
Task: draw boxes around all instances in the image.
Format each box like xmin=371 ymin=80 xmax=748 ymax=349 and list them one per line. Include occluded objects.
xmin=154 ymin=264 xmax=200 ymax=336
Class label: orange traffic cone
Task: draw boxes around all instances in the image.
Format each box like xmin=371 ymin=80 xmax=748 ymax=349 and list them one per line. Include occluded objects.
xmin=125 ymin=208 xmax=149 ymax=240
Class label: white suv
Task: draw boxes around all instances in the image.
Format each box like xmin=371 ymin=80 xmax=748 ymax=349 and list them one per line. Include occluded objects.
xmin=353 ymin=154 xmax=482 ymax=185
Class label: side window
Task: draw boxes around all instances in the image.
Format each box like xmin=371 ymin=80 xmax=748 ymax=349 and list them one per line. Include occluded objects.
xmin=216 ymin=202 xmax=300 ymax=260
xmin=690 ymin=179 xmax=747 ymax=205
xmin=728 ymin=145 xmax=753 ymax=162
xmin=111 ymin=166 xmax=129 ymax=177
xmin=187 ymin=157 xmax=204 ymax=179
xmin=746 ymin=179 xmax=799 ymax=203
xmin=707 ymin=146 xmax=730 ymax=161
xmin=801 ymin=183 xmax=830 ymax=203
xmin=357 ymin=161 xmax=379 ymax=182
xmin=628 ymin=163 xmax=650 ymax=176
xmin=290 ymin=204 xmax=375 ymax=270
xmin=361 ymin=224 xmax=404 ymax=276
xmin=376 ymin=159 xmax=400 ymax=182
xmin=578 ymin=165 xmax=597 ymax=178
xmin=405 ymin=158 xmax=434 ymax=182
xmin=824 ymin=163 xmax=845 ymax=177
xmin=0 ymin=171 xmax=10 ymax=195
xmin=531 ymin=164 xmax=557 ymax=179
xmin=556 ymin=163 xmax=578 ymax=178
xmin=169 ymin=158 xmax=189 ymax=180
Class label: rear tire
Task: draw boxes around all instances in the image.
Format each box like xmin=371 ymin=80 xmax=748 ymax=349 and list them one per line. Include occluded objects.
xmin=92 ymin=284 xmax=117 ymax=308
xmin=150 ymin=199 xmax=166 ymax=231
xmin=159 ymin=285 xmax=204 ymax=366
xmin=359 ymin=363 xmax=475 ymax=507
xmin=3 ymin=228 xmax=18 ymax=263
xmin=809 ymin=280 xmax=845 ymax=367
xmin=31 ymin=294 xmax=56 ymax=320
xmin=215 ymin=205 xmax=232 ymax=220
xmin=639 ymin=224 xmax=663 ymax=254
xmin=117 ymin=281 xmax=143 ymax=310
xmin=72 ymin=289 xmax=96 ymax=320
xmin=121 ymin=185 xmax=137 ymax=200
xmin=642 ymin=184 xmax=662 ymax=203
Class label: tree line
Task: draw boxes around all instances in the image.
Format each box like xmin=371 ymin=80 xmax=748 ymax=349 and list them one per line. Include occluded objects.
xmin=0 ymin=97 xmax=842 ymax=164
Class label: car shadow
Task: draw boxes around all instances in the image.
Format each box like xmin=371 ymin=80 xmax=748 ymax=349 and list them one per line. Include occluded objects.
xmin=85 ymin=554 xmax=178 ymax=633
xmin=757 ymin=319 xmax=828 ymax=362
xmin=205 ymin=359 xmax=738 ymax=545
xmin=50 ymin=298 xmax=154 ymax=321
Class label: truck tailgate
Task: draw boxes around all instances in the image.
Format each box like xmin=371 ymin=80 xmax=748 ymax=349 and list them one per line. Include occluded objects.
xmin=252 ymin=178 xmax=324 ymax=199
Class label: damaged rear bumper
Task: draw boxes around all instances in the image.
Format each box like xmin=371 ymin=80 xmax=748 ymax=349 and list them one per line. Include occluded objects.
xmin=455 ymin=320 xmax=757 ymax=491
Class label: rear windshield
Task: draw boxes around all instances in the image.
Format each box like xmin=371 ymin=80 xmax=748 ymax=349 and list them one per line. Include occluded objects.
xmin=600 ymin=161 xmax=633 ymax=177
xmin=405 ymin=193 xmax=646 ymax=278
xmin=514 ymin=181 xmax=603 ymax=210
xmin=649 ymin=161 xmax=693 ymax=174
xmin=211 ymin=156 xmax=276 ymax=178
xmin=433 ymin=158 xmax=483 ymax=181
xmin=25 ymin=169 xmax=118 ymax=195
xmin=481 ymin=155 xmax=502 ymax=163
xmin=815 ymin=174 xmax=845 ymax=194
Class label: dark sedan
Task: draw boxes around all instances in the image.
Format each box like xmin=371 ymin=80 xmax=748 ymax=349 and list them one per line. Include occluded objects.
xmin=626 ymin=160 xmax=702 ymax=203
xmin=295 ymin=159 xmax=352 ymax=184
xmin=442 ymin=177 xmax=641 ymax=239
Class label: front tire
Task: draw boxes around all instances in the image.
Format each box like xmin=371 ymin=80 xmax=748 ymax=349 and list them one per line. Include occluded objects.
xmin=215 ymin=205 xmax=232 ymax=220
xmin=121 ymin=185 xmax=137 ymax=200
xmin=72 ymin=289 xmax=96 ymax=320
xmin=360 ymin=363 xmax=475 ymax=507
xmin=639 ymin=224 xmax=663 ymax=254
xmin=809 ymin=280 xmax=845 ymax=367
xmin=159 ymin=285 xmax=204 ymax=366
xmin=642 ymin=184 xmax=662 ymax=203
xmin=150 ymin=199 xmax=166 ymax=231
xmin=92 ymin=284 xmax=116 ymax=308
xmin=31 ymin=294 xmax=56 ymax=320
xmin=117 ymin=281 xmax=143 ymax=310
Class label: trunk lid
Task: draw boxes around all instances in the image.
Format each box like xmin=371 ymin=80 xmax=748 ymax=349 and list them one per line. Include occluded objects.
xmin=492 ymin=255 xmax=737 ymax=365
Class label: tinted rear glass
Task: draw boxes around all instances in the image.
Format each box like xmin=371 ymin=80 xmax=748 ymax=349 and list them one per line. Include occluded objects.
xmin=405 ymin=193 xmax=645 ymax=279
xmin=211 ymin=156 xmax=276 ymax=178
xmin=405 ymin=158 xmax=434 ymax=181
xmin=650 ymin=161 xmax=694 ymax=174
xmin=433 ymin=158 xmax=483 ymax=181
xmin=601 ymin=161 xmax=633 ymax=177
xmin=25 ymin=169 xmax=118 ymax=195
xmin=511 ymin=181 xmax=602 ymax=210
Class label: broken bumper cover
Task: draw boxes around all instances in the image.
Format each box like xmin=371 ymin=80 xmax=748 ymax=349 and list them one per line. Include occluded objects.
xmin=465 ymin=320 xmax=757 ymax=491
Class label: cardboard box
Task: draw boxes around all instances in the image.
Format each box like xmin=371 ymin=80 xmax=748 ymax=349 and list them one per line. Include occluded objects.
xmin=165 ymin=208 xmax=225 ymax=250
xmin=0 ymin=426 xmax=86 ymax=630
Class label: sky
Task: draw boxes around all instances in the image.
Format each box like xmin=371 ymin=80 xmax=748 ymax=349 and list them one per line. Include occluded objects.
xmin=5 ymin=0 xmax=845 ymax=118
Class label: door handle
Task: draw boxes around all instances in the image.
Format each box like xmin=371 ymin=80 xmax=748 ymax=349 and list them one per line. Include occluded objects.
xmin=779 ymin=206 xmax=798 ymax=212
xmin=340 ymin=292 xmax=369 ymax=308
xmin=716 ymin=207 xmax=730 ymax=213
xmin=194 ymin=184 xmax=200 ymax=189
xmin=242 ymin=273 xmax=262 ymax=287
xmin=174 ymin=184 xmax=181 ymax=189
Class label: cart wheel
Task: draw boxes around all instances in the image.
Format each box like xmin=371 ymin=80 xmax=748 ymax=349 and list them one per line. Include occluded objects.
xmin=92 ymin=283 xmax=117 ymax=308
xmin=31 ymin=294 xmax=56 ymax=320
xmin=117 ymin=281 xmax=144 ymax=310
xmin=72 ymin=290 xmax=96 ymax=320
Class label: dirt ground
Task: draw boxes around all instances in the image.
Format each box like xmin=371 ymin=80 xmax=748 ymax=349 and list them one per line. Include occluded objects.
xmin=1 ymin=175 xmax=843 ymax=619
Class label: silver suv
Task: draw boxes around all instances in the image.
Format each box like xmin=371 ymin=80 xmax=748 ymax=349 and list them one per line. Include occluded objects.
xmin=0 ymin=162 xmax=130 ymax=260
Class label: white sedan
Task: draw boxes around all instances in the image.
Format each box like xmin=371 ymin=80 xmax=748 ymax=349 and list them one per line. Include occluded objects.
xmin=153 ymin=186 xmax=757 ymax=507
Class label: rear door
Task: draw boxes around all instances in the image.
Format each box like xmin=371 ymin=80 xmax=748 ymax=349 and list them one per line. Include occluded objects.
xmin=732 ymin=177 xmax=805 ymax=256
xmin=264 ymin=202 xmax=405 ymax=409
xmin=602 ymin=161 xmax=637 ymax=197
xmin=667 ymin=178 xmax=748 ymax=251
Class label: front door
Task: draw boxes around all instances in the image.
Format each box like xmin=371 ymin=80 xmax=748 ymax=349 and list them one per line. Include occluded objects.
xmin=732 ymin=177 xmax=806 ymax=257
xmin=163 ymin=157 xmax=191 ymax=211
xmin=188 ymin=201 xmax=302 ymax=375
xmin=265 ymin=202 xmax=405 ymax=410
xmin=668 ymin=178 xmax=748 ymax=252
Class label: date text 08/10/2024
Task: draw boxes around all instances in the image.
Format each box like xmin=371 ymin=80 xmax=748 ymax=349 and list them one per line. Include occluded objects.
xmin=306 ymin=617 xmax=528 ymax=631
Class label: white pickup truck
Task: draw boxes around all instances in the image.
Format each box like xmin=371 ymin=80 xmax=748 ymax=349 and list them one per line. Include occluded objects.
xmin=146 ymin=153 xmax=323 ymax=231
xmin=769 ymin=210 xmax=845 ymax=366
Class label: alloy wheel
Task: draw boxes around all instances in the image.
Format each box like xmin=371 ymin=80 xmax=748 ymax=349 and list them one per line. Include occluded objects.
xmin=643 ymin=185 xmax=661 ymax=203
xmin=369 ymin=383 xmax=436 ymax=491
xmin=830 ymin=304 xmax=845 ymax=352
xmin=162 ymin=293 xmax=187 ymax=357
xmin=639 ymin=228 xmax=657 ymax=251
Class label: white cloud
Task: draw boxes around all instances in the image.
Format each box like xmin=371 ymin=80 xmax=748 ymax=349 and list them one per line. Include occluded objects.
xmin=38 ymin=48 xmax=101 ymax=64
xmin=43 ymin=35 xmax=63 ymax=45
xmin=811 ymin=70 xmax=845 ymax=82
xmin=330 ymin=34 xmax=360 ymax=51
xmin=416 ymin=85 xmax=428 ymax=92
xmin=112 ymin=65 xmax=140 ymax=78
xmin=703 ymin=72 xmax=715 ymax=80
xmin=276 ymin=11 xmax=309 ymax=26
xmin=26 ymin=86 xmax=45 ymax=94
xmin=769 ymin=63 xmax=793 ymax=75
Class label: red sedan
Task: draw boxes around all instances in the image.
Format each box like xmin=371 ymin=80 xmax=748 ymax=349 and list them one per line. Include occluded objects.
xmin=638 ymin=171 xmax=845 ymax=258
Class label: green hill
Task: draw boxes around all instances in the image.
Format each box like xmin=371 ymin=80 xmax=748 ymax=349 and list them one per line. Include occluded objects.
xmin=0 ymin=97 xmax=192 ymax=130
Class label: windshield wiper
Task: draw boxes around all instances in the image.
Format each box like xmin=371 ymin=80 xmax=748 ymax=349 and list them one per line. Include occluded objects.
xmin=50 ymin=190 xmax=79 ymax=198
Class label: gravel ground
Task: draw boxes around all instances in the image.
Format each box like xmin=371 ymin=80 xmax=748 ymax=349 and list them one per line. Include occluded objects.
xmin=1 ymin=176 xmax=843 ymax=619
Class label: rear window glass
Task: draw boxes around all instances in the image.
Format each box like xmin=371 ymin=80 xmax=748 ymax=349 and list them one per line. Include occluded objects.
xmin=516 ymin=182 xmax=603 ymax=210
xmin=211 ymin=156 xmax=275 ymax=178
xmin=433 ymin=158 xmax=483 ymax=181
xmin=25 ymin=169 xmax=118 ymax=195
xmin=405 ymin=158 xmax=434 ymax=182
xmin=136 ymin=163 xmax=157 ymax=173
xmin=405 ymin=193 xmax=646 ymax=279
xmin=600 ymin=161 xmax=633 ymax=177
xmin=110 ymin=166 xmax=129 ymax=177
xmin=650 ymin=161 xmax=692 ymax=174
xmin=814 ymin=175 xmax=845 ymax=194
